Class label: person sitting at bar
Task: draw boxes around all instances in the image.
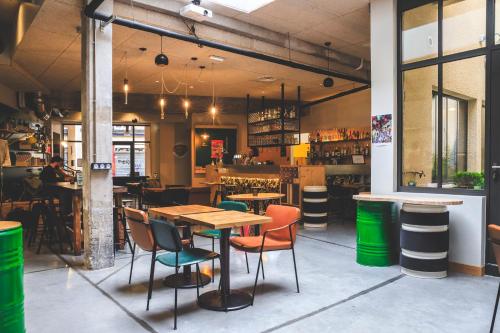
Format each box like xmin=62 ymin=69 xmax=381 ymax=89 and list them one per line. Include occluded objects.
xmin=40 ymin=156 xmax=68 ymax=184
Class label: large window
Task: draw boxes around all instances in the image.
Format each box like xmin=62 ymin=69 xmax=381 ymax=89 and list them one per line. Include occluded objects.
xmin=399 ymin=1 xmax=487 ymax=192
xmin=62 ymin=124 xmax=151 ymax=177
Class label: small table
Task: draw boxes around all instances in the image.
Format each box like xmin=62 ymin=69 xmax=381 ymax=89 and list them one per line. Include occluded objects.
xmin=48 ymin=182 xmax=127 ymax=255
xmin=353 ymin=193 xmax=463 ymax=278
xmin=148 ymin=205 xmax=223 ymax=288
xmin=227 ymin=192 xmax=285 ymax=215
xmin=180 ymin=210 xmax=272 ymax=311
xmin=201 ymin=181 xmax=225 ymax=207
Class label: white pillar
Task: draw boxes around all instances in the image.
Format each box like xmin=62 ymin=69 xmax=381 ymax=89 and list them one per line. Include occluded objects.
xmin=370 ymin=0 xmax=398 ymax=194
xmin=81 ymin=0 xmax=114 ymax=269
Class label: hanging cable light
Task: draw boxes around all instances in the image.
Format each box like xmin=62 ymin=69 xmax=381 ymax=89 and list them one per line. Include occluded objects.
xmin=123 ymin=51 xmax=129 ymax=104
xmin=155 ymin=36 xmax=169 ymax=66
xmin=323 ymin=41 xmax=334 ymax=88
xmin=210 ymin=62 xmax=217 ymax=124
xmin=183 ymin=63 xmax=190 ymax=119
xmin=159 ymin=71 xmax=166 ymax=119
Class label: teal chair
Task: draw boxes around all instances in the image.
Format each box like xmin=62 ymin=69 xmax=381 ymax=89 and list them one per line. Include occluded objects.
xmin=193 ymin=201 xmax=250 ymax=281
xmin=148 ymin=219 xmax=219 ymax=330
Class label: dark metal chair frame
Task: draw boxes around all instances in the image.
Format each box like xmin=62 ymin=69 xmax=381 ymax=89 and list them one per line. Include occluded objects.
xmin=147 ymin=219 xmax=219 ymax=330
xmin=251 ymin=219 xmax=300 ymax=304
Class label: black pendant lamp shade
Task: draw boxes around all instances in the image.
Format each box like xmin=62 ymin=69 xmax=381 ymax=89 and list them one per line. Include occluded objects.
xmin=155 ymin=53 xmax=169 ymax=66
xmin=155 ymin=36 xmax=169 ymax=66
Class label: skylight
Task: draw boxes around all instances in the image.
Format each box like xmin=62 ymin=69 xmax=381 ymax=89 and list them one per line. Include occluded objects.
xmin=206 ymin=0 xmax=275 ymax=13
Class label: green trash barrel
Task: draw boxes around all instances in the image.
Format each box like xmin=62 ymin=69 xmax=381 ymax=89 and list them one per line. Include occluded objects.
xmin=356 ymin=201 xmax=395 ymax=267
xmin=0 ymin=221 xmax=25 ymax=333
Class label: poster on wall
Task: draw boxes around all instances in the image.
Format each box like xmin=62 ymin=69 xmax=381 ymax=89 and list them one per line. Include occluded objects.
xmin=211 ymin=139 xmax=224 ymax=159
xmin=371 ymin=114 xmax=392 ymax=145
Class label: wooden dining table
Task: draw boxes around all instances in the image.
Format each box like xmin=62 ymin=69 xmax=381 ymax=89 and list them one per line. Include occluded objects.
xmin=148 ymin=205 xmax=223 ymax=288
xmin=180 ymin=210 xmax=272 ymax=311
xmin=48 ymin=182 xmax=127 ymax=255
xmin=227 ymin=192 xmax=285 ymax=215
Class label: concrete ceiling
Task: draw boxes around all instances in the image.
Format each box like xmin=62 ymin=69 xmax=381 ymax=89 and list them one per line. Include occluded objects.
xmin=187 ymin=0 xmax=371 ymax=59
xmin=8 ymin=0 xmax=370 ymax=101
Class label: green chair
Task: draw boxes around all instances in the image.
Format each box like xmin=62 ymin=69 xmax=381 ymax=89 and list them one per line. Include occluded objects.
xmin=193 ymin=201 xmax=250 ymax=281
xmin=148 ymin=219 xmax=219 ymax=330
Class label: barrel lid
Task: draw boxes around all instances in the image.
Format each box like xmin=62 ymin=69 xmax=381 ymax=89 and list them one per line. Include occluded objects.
xmin=304 ymin=186 xmax=327 ymax=192
xmin=0 ymin=221 xmax=22 ymax=232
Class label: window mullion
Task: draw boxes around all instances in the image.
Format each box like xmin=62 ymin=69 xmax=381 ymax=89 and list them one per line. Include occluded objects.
xmin=437 ymin=0 xmax=443 ymax=188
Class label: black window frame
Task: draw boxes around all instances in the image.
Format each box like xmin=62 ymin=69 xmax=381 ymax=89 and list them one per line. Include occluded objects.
xmin=61 ymin=123 xmax=151 ymax=177
xmin=397 ymin=0 xmax=496 ymax=195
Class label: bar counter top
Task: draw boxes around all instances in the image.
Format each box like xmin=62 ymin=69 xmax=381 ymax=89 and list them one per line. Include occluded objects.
xmin=353 ymin=192 xmax=463 ymax=206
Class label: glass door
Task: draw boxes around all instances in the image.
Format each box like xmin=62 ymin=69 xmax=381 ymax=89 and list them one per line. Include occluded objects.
xmin=112 ymin=143 xmax=133 ymax=177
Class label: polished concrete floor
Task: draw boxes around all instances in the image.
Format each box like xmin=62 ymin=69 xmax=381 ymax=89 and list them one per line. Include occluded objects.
xmin=24 ymin=222 xmax=498 ymax=333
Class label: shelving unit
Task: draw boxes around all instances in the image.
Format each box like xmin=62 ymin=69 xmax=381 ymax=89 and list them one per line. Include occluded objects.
xmin=247 ymin=84 xmax=301 ymax=149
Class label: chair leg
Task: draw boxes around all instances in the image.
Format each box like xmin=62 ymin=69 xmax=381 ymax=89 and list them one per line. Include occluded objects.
xmin=252 ymin=250 xmax=263 ymax=305
xmin=128 ymin=243 xmax=136 ymax=284
xmin=291 ymin=246 xmax=300 ymax=293
xmin=146 ymin=251 xmax=156 ymax=311
xmin=211 ymin=238 xmax=215 ymax=283
xmin=36 ymin=222 xmax=46 ymax=254
xmin=261 ymin=259 xmax=265 ymax=280
xmin=491 ymin=281 xmax=500 ymax=333
xmin=174 ymin=266 xmax=178 ymax=330
xmin=245 ymin=252 xmax=250 ymax=274
xmin=196 ymin=264 xmax=200 ymax=299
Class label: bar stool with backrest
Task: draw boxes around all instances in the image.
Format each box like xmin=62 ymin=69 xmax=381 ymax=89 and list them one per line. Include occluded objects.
xmin=148 ymin=218 xmax=219 ymax=330
xmin=489 ymin=224 xmax=500 ymax=332
xmin=230 ymin=204 xmax=301 ymax=304
xmin=193 ymin=201 xmax=250 ymax=281
xmin=124 ymin=207 xmax=192 ymax=284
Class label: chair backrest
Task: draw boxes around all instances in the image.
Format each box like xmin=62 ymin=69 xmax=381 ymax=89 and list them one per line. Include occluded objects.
xmin=150 ymin=218 xmax=183 ymax=252
xmin=124 ymin=207 xmax=155 ymax=252
xmin=489 ymin=224 xmax=500 ymax=270
xmin=160 ymin=187 xmax=191 ymax=206
xmin=218 ymin=200 xmax=248 ymax=212
xmin=263 ymin=204 xmax=301 ymax=242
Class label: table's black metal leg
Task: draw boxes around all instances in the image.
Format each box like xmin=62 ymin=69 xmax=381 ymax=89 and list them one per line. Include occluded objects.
xmin=163 ymin=223 xmax=211 ymax=289
xmin=253 ymin=201 xmax=261 ymax=235
xmin=197 ymin=228 xmax=252 ymax=311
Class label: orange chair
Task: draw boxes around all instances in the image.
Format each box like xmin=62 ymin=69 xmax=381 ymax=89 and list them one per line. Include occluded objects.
xmin=489 ymin=224 xmax=500 ymax=332
xmin=230 ymin=204 xmax=301 ymax=304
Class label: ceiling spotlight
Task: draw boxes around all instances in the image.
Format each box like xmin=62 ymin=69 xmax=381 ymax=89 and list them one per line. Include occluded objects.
xmin=209 ymin=55 xmax=225 ymax=62
xmin=210 ymin=105 xmax=217 ymax=116
xmin=155 ymin=36 xmax=169 ymax=66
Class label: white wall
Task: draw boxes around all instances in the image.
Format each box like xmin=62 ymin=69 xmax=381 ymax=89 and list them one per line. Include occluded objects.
xmin=371 ymin=0 xmax=487 ymax=269
xmin=301 ymin=89 xmax=371 ymax=133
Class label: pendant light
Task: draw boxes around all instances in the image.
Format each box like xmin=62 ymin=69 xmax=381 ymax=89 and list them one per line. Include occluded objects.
xmin=123 ymin=51 xmax=129 ymax=104
xmin=323 ymin=41 xmax=334 ymax=88
xmin=210 ymin=63 xmax=217 ymax=124
xmin=183 ymin=63 xmax=190 ymax=119
xmin=159 ymin=71 xmax=166 ymax=120
xmin=155 ymin=36 xmax=169 ymax=67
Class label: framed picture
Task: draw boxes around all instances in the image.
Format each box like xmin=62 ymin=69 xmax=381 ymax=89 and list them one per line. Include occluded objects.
xmin=352 ymin=154 xmax=365 ymax=165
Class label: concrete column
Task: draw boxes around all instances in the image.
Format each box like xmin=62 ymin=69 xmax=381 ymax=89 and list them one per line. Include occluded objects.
xmin=370 ymin=0 xmax=398 ymax=194
xmin=81 ymin=0 xmax=114 ymax=269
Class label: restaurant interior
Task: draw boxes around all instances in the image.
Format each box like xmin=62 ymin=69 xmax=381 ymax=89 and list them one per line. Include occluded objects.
xmin=0 ymin=0 xmax=499 ymax=332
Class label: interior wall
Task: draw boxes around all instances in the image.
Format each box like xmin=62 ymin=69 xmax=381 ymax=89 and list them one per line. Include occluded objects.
xmin=0 ymin=82 xmax=17 ymax=108
xmin=371 ymin=0 xmax=486 ymax=270
xmin=301 ymin=89 xmax=371 ymax=134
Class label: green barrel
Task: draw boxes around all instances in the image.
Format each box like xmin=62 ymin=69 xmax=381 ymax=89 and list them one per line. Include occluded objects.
xmin=356 ymin=201 xmax=395 ymax=267
xmin=0 ymin=222 xmax=25 ymax=333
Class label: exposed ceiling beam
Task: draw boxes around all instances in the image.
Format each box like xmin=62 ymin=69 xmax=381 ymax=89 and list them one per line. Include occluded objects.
xmin=83 ymin=1 xmax=370 ymax=85
xmin=302 ymin=84 xmax=370 ymax=108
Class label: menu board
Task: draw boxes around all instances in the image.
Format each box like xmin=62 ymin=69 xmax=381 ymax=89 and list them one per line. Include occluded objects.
xmin=280 ymin=166 xmax=299 ymax=184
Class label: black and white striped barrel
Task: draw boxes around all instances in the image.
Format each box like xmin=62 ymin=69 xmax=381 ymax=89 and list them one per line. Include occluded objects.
xmin=302 ymin=186 xmax=328 ymax=229
xmin=400 ymin=203 xmax=449 ymax=278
